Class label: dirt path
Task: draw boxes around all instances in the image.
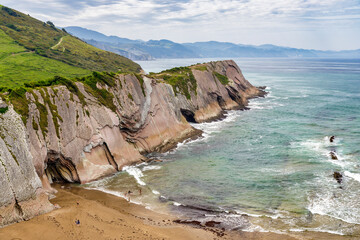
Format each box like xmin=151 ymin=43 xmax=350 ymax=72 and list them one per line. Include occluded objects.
xmin=51 ymin=36 xmax=64 ymax=49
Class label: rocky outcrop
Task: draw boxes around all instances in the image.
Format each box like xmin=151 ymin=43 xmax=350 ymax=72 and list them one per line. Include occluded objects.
xmin=0 ymin=100 xmax=54 ymax=227
xmin=0 ymin=60 xmax=265 ymax=227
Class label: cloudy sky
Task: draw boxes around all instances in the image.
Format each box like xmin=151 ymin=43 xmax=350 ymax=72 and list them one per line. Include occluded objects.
xmin=3 ymin=0 xmax=360 ymax=50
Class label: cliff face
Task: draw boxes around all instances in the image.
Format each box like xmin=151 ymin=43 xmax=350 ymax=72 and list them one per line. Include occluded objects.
xmin=0 ymin=60 xmax=265 ymax=227
xmin=0 ymin=100 xmax=54 ymax=227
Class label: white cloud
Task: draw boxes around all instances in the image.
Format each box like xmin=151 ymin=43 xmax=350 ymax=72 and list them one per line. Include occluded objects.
xmin=2 ymin=0 xmax=360 ymax=50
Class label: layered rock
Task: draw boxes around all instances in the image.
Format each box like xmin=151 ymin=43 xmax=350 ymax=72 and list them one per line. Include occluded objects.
xmin=0 ymin=100 xmax=54 ymax=227
xmin=0 ymin=60 xmax=265 ymax=227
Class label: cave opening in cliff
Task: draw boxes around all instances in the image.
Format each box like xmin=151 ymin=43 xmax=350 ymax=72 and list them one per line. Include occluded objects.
xmin=216 ymin=95 xmax=226 ymax=108
xmin=180 ymin=109 xmax=197 ymax=123
xmin=45 ymin=151 xmax=80 ymax=183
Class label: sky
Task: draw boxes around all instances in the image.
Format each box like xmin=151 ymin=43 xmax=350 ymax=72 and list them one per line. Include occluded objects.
xmin=2 ymin=0 xmax=360 ymax=50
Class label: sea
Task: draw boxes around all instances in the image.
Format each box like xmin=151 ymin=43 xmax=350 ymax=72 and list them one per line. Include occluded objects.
xmin=83 ymin=58 xmax=360 ymax=236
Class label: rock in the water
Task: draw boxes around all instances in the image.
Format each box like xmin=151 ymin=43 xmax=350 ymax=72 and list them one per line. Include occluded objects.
xmin=205 ymin=220 xmax=221 ymax=227
xmin=333 ymin=171 xmax=343 ymax=184
xmin=330 ymin=136 xmax=335 ymax=143
xmin=330 ymin=151 xmax=338 ymax=160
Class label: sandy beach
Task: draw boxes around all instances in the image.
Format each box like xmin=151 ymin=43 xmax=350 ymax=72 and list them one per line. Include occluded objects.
xmin=0 ymin=185 xmax=357 ymax=240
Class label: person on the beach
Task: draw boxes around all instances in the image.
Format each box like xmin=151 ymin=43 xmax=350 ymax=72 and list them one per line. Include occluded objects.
xmin=126 ymin=190 xmax=132 ymax=201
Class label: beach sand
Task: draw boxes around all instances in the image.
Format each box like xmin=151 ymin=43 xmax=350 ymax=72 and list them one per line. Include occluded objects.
xmin=0 ymin=186 xmax=357 ymax=240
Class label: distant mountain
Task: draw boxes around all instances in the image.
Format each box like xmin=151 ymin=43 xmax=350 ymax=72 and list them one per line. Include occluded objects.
xmin=65 ymin=27 xmax=199 ymax=60
xmin=65 ymin=26 xmax=139 ymax=44
xmin=183 ymin=42 xmax=319 ymax=57
xmin=65 ymin=26 xmax=360 ymax=60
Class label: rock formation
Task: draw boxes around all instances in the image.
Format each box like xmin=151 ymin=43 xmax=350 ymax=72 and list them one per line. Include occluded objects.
xmin=333 ymin=171 xmax=343 ymax=184
xmin=0 ymin=100 xmax=54 ymax=227
xmin=0 ymin=60 xmax=265 ymax=227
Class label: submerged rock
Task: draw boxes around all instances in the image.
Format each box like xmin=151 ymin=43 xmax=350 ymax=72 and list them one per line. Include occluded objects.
xmin=333 ymin=171 xmax=343 ymax=184
xmin=330 ymin=151 xmax=338 ymax=160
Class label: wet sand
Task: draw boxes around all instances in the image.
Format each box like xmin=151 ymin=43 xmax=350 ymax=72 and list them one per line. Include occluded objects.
xmin=0 ymin=186 xmax=357 ymax=240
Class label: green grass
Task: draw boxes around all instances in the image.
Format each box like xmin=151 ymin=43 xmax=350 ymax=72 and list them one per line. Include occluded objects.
xmin=7 ymin=87 xmax=29 ymax=123
xmin=0 ymin=5 xmax=141 ymax=89
xmin=191 ymin=65 xmax=208 ymax=71
xmin=0 ymin=28 xmax=26 ymax=59
xmin=149 ymin=67 xmax=197 ymax=99
xmin=0 ymin=42 xmax=91 ymax=89
xmin=47 ymin=35 xmax=141 ymax=73
xmin=0 ymin=106 xmax=8 ymax=114
xmin=2 ymin=72 xmax=119 ymax=136
xmin=78 ymin=72 xmax=117 ymax=111
xmin=213 ymin=72 xmax=229 ymax=85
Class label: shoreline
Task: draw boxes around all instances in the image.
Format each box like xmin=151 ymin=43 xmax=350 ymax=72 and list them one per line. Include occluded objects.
xmin=0 ymin=186 xmax=357 ymax=240
xmin=0 ymin=186 xmax=295 ymax=240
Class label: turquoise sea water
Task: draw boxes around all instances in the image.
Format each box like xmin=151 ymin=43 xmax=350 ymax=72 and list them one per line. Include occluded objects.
xmin=85 ymin=58 xmax=360 ymax=235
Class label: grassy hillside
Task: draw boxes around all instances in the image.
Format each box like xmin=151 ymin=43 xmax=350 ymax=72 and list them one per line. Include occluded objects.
xmin=0 ymin=5 xmax=141 ymax=88
xmin=0 ymin=29 xmax=91 ymax=89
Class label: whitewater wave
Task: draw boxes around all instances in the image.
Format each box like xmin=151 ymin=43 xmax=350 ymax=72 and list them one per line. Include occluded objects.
xmin=123 ymin=165 xmax=146 ymax=186
xmin=84 ymin=187 xmax=143 ymax=205
xmin=289 ymin=228 xmax=345 ymax=236
xmin=344 ymin=171 xmax=360 ymax=183
xmin=142 ymin=165 xmax=162 ymax=171
xmin=152 ymin=190 xmax=160 ymax=195
xmin=307 ymin=175 xmax=360 ymax=225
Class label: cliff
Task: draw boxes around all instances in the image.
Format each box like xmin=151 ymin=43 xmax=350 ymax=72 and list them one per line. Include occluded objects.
xmin=0 ymin=100 xmax=54 ymax=226
xmin=0 ymin=60 xmax=265 ymax=227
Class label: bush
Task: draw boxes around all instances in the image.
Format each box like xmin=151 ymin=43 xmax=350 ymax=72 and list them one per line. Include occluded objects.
xmin=6 ymin=23 xmax=20 ymax=31
xmin=2 ymin=6 xmax=18 ymax=17
xmin=0 ymin=106 xmax=8 ymax=114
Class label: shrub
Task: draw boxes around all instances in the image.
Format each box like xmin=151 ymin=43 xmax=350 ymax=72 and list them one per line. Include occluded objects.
xmin=2 ymin=6 xmax=18 ymax=17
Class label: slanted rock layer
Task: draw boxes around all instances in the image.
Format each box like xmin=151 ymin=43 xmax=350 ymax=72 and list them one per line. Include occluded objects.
xmin=0 ymin=60 xmax=265 ymax=227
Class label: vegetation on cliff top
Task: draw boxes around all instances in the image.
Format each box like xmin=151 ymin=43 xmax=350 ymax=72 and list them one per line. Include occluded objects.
xmin=149 ymin=67 xmax=197 ymax=100
xmin=0 ymin=5 xmax=141 ymax=89
xmin=2 ymin=71 xmax=120 ymax=136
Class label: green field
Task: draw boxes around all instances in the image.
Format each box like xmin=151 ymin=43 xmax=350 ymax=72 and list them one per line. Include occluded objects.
xmin=0 ymin=29 xmax=91 ymax=88
xmin=0 ymin=5 xmax=141 ymax=89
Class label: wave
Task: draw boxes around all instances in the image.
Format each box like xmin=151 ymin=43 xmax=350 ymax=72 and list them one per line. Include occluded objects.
xmin=142 ymin=165 xmax=162 ymax=171
xmin=289 ymin=228 xmax=345 ymax=236
xmin=123 ymin=165 xmax=146 ymax=186
xmin=152 ymin=190 xmax=160 ymax=195
xmin=344 ymin=171 xmax=360 ymax=183
xmin=307 ymin=175 xmax=360 ymax=225
xmin=84 ymin=187 xmax=143 ymax=206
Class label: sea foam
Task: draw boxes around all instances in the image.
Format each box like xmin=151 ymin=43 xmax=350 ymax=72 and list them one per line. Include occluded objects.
xmin=123 ymin=165 xmax=146 ymax=186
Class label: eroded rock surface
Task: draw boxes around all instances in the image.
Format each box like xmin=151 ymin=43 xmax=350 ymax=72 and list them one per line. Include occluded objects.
xmin=0 ymin=101 xmax=54 ymax=227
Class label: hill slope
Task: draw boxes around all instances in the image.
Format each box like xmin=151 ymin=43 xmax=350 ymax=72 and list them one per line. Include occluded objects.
xmin=0 ymin=6 xmax=141 ymax=88
xmin=0 ymin=28 xmax=91 ymax=89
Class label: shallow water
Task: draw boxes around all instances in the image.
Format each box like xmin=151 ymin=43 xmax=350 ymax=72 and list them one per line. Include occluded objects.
xmin=84 ymin=58 xmax=360 ymax=236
